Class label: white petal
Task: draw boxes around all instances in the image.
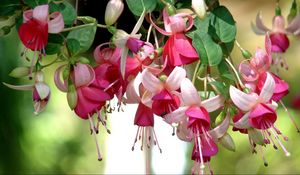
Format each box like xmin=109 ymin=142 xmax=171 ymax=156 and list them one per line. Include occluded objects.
xmin=131 ymin=9 xmax=145 ymax=35
xmin=33 ymin=5 xmax=49 ymax=23
xmin=229 ymin=86 xmax=257 ymax=111
xmin=141 ymin=69 xmax=163 ymax=94
xmin=201 ymin=95 xmax=224 ymax=112
xmin=255 ymin=11 xmax=270 ymax=32
xmin=125 ymin=76 xmax=140 ymax=104
xmin=259 ymin=72 xmax=275 ymax=102
xmin=164 ymin=106 xmax=189 ymax=124
xmin=208 ymin=113 xmax=230 ymax=140
xmin=141 ymin=90 xmax=153 ymax=108
xmin=234 ymin=112 xmax=251 ymax=129
xmin=35 ymin=82 xmax=50 ymax=100
xmin=120 ymin=47 xmax=129 ymax=79
xmin=166 ymin=66 xmax=186 ymax=91
xmin=180 ymin=78 xmax=201 ymax=106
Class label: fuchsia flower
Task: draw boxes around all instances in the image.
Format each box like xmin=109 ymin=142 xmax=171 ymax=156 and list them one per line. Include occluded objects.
xmin=252 ymin=11 xmax=300 ymax=53
xmin=4 ymin=71 xmax=50 ymax=115
xmin=239 ymin=35 xmax=289 ymax=102
xmin=141 ymin=66 xmax=186 ymax=116
xmin=126 ymin=73 xmax=162 ymax=152
xmin=164 ymin=78 xmax=225 ymax=173
xmin=19 ymin=4 xmax=64 ymax=51
xmin=150 ymin=9 xmax=198 ymax=67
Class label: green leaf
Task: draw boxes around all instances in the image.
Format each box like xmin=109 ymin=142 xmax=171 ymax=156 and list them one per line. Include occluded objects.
xmin=209 ymin=81 xmax=229 ymax=98
xmin=192 ymin=31 xmax=223 ymax=66
xmin=48 ymin=34 xmax=64 ymax=44
xmin=126 ymin=0 xmax=157 ymax=16
xmin=45 ymin=43 xmax=61 ymax=55
xmin=59 ymin=2 xmax=77 ymax=26
xmin=67 ymin=24 xmax=97 ymax=53
xmin=194 ymin=13 xmax=212 ymax=33
xmin=211 ymin=6 xmax=236 ymax=43
xmin=0 ymin=0 xmax=21 ymax=16
xmin=23 ymin=0 xmax=48 ymax=8
xmin=67 ymin=38 xmax=81 ymax=56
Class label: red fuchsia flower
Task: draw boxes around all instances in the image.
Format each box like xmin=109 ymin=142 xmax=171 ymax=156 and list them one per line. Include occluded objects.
xmin=239 ymin=35 xmax=289 ymax=102
xmin=164 ymin=78 xmax=225 ymax=173
xmin=150 ymin=9 xmax=198 ymax=68
xmin=230 ymin=73 xmax=291 ymax=156
xmin=19 ymin=4 xmax=64 ymax=51
xmin=141 ymin=66 xmax=186 ymax=116
xmin=126 ymin=73 xmax=162 ymax=152
xmin=252 ymin=11 xmax=300 ymax=53
xmin=4 ymin=71 xmax=50 ymax=115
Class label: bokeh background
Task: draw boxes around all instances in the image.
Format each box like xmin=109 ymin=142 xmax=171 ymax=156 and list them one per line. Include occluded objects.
xmin=1 ymin=0 xmax=300 ymax=174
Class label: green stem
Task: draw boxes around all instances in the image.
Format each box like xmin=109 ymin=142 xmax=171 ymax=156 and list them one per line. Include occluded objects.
xmin=62 ymin=23 xmax=107 ymax=32
xmin=192 ymin=61 xmax=201 ymax=84
xmin=225 ymin=58 xmax=245 ymax=89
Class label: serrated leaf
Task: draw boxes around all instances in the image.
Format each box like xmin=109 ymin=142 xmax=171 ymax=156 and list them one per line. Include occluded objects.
xmin=211 ymin=6 xmax=236 ymax=43
xmin=192 ymin=31 xmax=223 ymax=66
xmin=126 ymin=0 xmax=156 ymax=16
xmin=67 ymin=24 xmax=97 ymax=53
xmin=59 ymin=2 xmax=77 ymax=26
xmin=67 ymin=38 xmax=81 ymax=56
xmin=23 ymin=0 xmax=47 ymax=8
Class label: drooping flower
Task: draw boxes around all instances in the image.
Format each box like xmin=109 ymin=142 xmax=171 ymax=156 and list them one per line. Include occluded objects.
xmin=164 ymin=78 xmax=224 ymax=173
xmin=150 ymin=8 xmax=198 ymax=68
xmin=141 ymin=66 xmax=186 ymax=116
xmin=126 ymin=73 xmax=162 ymax=152
xmin=3 ymin=71 xmax=50 ymax=115
xmin=19 ymin=4 xmax=64 ymax=51
xmin=230 ymin=73 xmax=290 ymax=156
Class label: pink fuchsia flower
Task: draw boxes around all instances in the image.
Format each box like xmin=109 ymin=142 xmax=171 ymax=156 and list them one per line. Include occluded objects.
xmin=252 ymin=11 xmax=300 ymax=53
xmin=126 ymin=73 xmax=162 ymax=152
xmin=4 ymin=71 xmax=50 ymax=115
xmin=164 ymin=78 xmax=224 ymax=172
xmin=150 ymin=9 xmax=198 ymax=67
xmin=19 ymin=4 xmax=64 ymax=51
xmin=141 ymin=66 xmax=186 ymax=116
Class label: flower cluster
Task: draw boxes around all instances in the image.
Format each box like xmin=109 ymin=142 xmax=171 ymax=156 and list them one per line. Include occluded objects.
xmin=1 ymin=0 xmax=300 ymax=174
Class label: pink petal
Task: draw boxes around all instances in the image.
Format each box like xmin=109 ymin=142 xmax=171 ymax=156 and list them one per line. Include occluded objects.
xmin=249 ymin=103 xmax=277 ymax=129
xmin=48 ymin=12 xmax=64 ymax=33
xmin=126 ymin=74 xmax=141 ymax=104
xmin=23 ymin=10 xmax=33 ymax=22
xmin=165 ymin=66 xmax=186 ymax=91
xmin=163 ymin=9 xmax=172 ymax=33
xmin=229 ymin=86 xmax=257 ymax=111
xmin=286 ymin=14 xmax=300 ymax=34
xmin=141 ymin=90 xmax=153 ymax=108
xmin=269 ymin=32 xmax=290 ymax=53
xmin=265 ymin=33 xmax=272 ymax=55
xmin=180 ymin=78 xmax=201 ymax=106
xmin=259 ymin=72 xmax=275 ymax=102
xmin=54 ymin=65 xmax=68 ymax=92
xmin=149 ymin=11 xmax=172 ymax=36
xmin=173 ymin=33 xmax=198 ymax=58
xmin=33 ymin=5 xmax=49 ymax=23
xmin=186 ymin=106 xmax=210 ymax=130
xmin=239 ymin=61 xmax=258 ymax=82
xmin=141 ymin=69 xmax=163 ymax=94
xmin=164 ymin=106 xmax=189 ymax=124
xmin=255 ymin=11 xmax=270 ymax=33
xmin=3 ymin=82 xmax=34 ymax=91
xmin=176 ymin=119 xmax=193 ymax=142
xmin=233 ymin=112 xmax=251 ymax=129
xmin=251 ymin=48 xmax=270 ymax=73
xmin=201 ymin=95 xmax=224 ymax=112
xmin=73 ymin=63 xmax=95 ymax=88
xmin=209 ymin=114 xmax=230 ymax=140
xmin=168 ymin=15 xmax=186 ymax=33
xmin=134 ymin=102 xmax=154 ymax=126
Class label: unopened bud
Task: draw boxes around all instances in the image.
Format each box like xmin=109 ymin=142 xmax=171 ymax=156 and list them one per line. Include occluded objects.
xmin=219 ymin=133 xmax=236 ymax=152
xmin=105 ymin=0 xmax=124 ymax=26
xmin=9 ymin=67 xmax=30 ymax=78
xmin=67 ymin=85 xmax=78 ymax=110
xmin=192 ymin=0 xmax=207 ymax=19
xmin=248 ymin=128 xmax=264 ymax=145
xmin=159 ymin=74 xmax=168 ymax=82
xmin=242 ymin=49 xmax=252 ymax=59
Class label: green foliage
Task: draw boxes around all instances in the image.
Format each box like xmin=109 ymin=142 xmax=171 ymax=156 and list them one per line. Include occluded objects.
xmin=126 ymin=0 xmax=157 ymax=16
xmin=23 ymin=0 xmax=48 ymax=8
xmin=67 ymin=38 xmax=81 ymax=56
xmin=0 ymin=0 xmax=21 ymax=16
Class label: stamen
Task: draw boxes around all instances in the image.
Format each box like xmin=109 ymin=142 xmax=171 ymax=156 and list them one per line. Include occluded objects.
xmin=132 ymin=126 xmax=140 ymax=151
xmin=172 ymin=126 xmax=175 ymax=136
xmin=146 ymin=127 xmax=151 ymax=148
xmin=280 ymin=100 xmax=300 ymax=133
xmin=141 ymin=127 xmax=144 ymax=151
xmin=97 ymin=111 xmax=111 ymax=134
xmin=88 ymin=115 xmax=102 ymax=161
xmin=196 ymin=129 xmax=205 ymax=171
xmin=270 ymin=126 xmax=290 ymax=157
xmin=152 ymin=127 xmax=162 ymax=153
xmin=258 ymin=146 xmax=268 ymax=167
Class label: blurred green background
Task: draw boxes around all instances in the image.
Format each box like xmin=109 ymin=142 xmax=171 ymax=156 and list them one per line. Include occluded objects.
xmin=1 ymin=0 xmax=300 ymax=174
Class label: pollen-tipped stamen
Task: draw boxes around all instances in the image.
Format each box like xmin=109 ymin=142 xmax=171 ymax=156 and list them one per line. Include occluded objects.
xmin=152 ymin=127 xmax=162 ymax=153
xmin=97 ymin=110 xmax=111 ymax=134
xmin=280 ymin=100 xmax=300 ymax=133
xmin=132 ymin=126 xmax=140 ymax=151
xmin=270 ymin=125 xmax=291 ymax=157
xmin=196 ymin=130 xmax=205 ymax=171
xmin=88 ymin=115 xmax=103 ymax=161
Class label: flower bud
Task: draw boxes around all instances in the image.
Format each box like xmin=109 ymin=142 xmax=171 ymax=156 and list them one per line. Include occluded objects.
xmin=78 ymin=57 xmax=90 ymax=64
xmin=248 ymin=128 xmax=264 ymax=145
xmin=192 ymin=0 xmax=207 ymax=19
xmin=67 ymin=84 xmax=78 ymax=110
xmin=242 ymin=49 xmax=252 ymax=59
xmin=219 ymin=133 xmax=236 ymax=152
xmin=9 ymin=67 xmax=30 ymax=78
xmin=105 ymin=0 xmax=124 ymax=26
